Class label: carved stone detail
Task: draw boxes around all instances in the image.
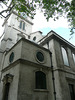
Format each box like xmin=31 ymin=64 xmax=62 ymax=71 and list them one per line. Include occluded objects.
xmin=2 ymin=74 xmax=14 ymax=85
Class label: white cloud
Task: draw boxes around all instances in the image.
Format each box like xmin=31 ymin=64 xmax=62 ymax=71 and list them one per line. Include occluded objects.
xmin=32 ymin=10 xmax=69 ymax=32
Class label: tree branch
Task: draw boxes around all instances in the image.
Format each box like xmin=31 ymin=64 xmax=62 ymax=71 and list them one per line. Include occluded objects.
xmin=0 ymin=9 xmax=10 ymax=15
xmin=0 ymin=4 xmax=15 ymax=18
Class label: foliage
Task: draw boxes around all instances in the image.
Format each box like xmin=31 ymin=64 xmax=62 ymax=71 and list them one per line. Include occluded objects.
xmin=0 ymin=0 xmax=75 ymax=34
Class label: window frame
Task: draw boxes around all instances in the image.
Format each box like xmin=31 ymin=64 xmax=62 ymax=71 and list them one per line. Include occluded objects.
xmin=72 ymin=53 xmax=75 ymax=64
xmin=19 ymin=21 xmax=25 ymax=31
xmin=35 ymin=71 xmax=47 ymax=89
xmin=9 ymin=52 xmax=14 ymax=63
xmin=35 ymin=50 xmax=46 ymax=64
xmin=33 ymin=36 xmax=36 ymax=41
xmin=69 ymin=84 xmax=75 ymax=100
xmin=23 ymin=22 xmax=25 ymax=30
xmin=61 ymin=46 xmax=69 ymax=66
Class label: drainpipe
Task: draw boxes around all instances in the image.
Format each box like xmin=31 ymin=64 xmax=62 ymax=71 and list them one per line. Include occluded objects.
xmin=47 ymin=42 xmax=56 ymax=100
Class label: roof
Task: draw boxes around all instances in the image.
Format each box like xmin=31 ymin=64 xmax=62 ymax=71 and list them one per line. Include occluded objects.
xmin=30 ymin=31 xmax=42 ymax=35
xmin=38 ymin=30 xmax=75 ymax=50
xmin=6 ymin=38 xmax=51 ymax=55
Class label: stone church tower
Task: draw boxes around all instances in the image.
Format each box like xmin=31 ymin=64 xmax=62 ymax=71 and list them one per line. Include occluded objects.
xmin=0 ymin=11 xmax=43 ymax=51
xmin=0 ymin=11 xmax=33 ymax=51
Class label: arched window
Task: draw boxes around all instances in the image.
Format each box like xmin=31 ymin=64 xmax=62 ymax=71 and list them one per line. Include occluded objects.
xmin=61 ymin=47 xmax=69 ymax=66
xmin=19 ymin=21 xmax=25 ymax=30
xmin=9 ymin=52 xmax=14 ymax=63
xmin=72 ymin=53 xmax=75 ymax=63
xmin=23 ymin=22 xmax=25 ymax=30
xmin=35 ymin=71 xmax=46 ymax=89
xmin=69 ymin=84 xmax=75 ymax=100
xmin=33 ymin=36 xmax=36 ymax=41
xmin=19 ymin=21 xmax=22 ymax=29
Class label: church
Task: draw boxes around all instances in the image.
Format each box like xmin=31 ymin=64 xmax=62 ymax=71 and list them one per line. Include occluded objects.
xmin=0 ymin=11 xmax=75 ymax=100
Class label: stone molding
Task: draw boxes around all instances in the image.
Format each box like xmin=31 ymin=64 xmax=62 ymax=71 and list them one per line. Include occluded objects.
xmin=2 ymin=74 xmax=14 ymax=85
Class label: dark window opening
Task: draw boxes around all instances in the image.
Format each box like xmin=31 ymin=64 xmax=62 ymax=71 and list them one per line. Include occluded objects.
xmin=69 ymin=84 xmax=75 ymax=100
xmin=36 ymin=51 xmax=44 ymax=62
xmin=28 ymin=35 xmax=30 ymax=39
xmin=2 ymin=83 xmax=10 ymax=100
xmin=9 ymin=52 xmax=14 ymax=63
xmin=19 ymin=21 xmax=25 ymax=30
xmin=35 ymin=71 xmax=46 ymax=89
xmin=23 ymin=22 xmax=25 ymax=30
xmin=33 ymin=36 xmax=36 ymax=41
xmin=19 ymin=21 xmax=22 ymax=29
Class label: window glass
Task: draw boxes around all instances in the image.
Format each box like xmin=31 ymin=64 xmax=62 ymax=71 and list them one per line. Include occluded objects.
xmin=9 ymin=52 xmax=14 ymax=63
xmin=19 ymin=21 xmax=25 ymax=30
xmin=61 ymin=47 xmax=69 ymax=66
xmin=35 ymin=71 xmax=46 ymax=89
xmin=69 ymin=84 xmax=75 ymax=100
xmin=36 ymin=51 xmax=44 ymax=62
xmin=72 ymin=53 xmax=75 ymax=63
xmin=23 ymin=22 xmax=25 ymax=30
xmin=28 ymin=35 xmax=30 ymax=39
xmin=19 ymin=21 xmax=22 ymax=29
xmin=33 ymin=36 xmax=36 ymax=41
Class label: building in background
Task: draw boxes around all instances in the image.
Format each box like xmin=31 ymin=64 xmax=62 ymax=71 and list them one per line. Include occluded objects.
xmin=0 ymin=11 xmax=75 ymax=100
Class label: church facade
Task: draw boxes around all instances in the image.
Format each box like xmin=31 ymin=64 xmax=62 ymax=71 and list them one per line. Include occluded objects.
xmin=0 ymin=11 xmax=75 ymax=100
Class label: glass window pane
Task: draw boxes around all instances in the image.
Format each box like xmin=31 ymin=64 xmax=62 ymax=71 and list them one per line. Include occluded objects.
xmin=72 ymin=53 xmax=75 ymax=63
xmin=33 ymin=36 xmax=36 ymax=41
xmin=35 ymin=71 xmax=46 ymax=89
xmin=9 ymin=52 xmax=14 ymax=63
xmin=36 ymin=52 xmax=44 ymax=62
xmin=19 ymin=21 xmax=22 ymax=29
xmin=69 ymin=84 xmax=75 ymax=100
xmin=61 ymin=47 xmax=69 ymax=66
xmin=23 ymin=22 xmax=25 ymax=30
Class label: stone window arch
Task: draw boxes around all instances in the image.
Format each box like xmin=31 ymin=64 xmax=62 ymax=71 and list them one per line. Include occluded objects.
xmin=35 ymin=71 xmax=46 ymax=89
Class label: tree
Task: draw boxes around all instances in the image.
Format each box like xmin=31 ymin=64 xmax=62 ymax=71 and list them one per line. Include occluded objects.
xmin=0 ymin=0 xmax=75 ymax=34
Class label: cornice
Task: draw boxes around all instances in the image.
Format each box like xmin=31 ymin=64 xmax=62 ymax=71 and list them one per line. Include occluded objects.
xmin=1 ymin=59 xmax=51 ymax=73
xmin=38 ymin=30 xmax=75 ymax=50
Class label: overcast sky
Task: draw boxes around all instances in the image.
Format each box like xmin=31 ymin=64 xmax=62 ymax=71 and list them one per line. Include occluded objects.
xmin=32 ymin=10 xmax=69 ymax=31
